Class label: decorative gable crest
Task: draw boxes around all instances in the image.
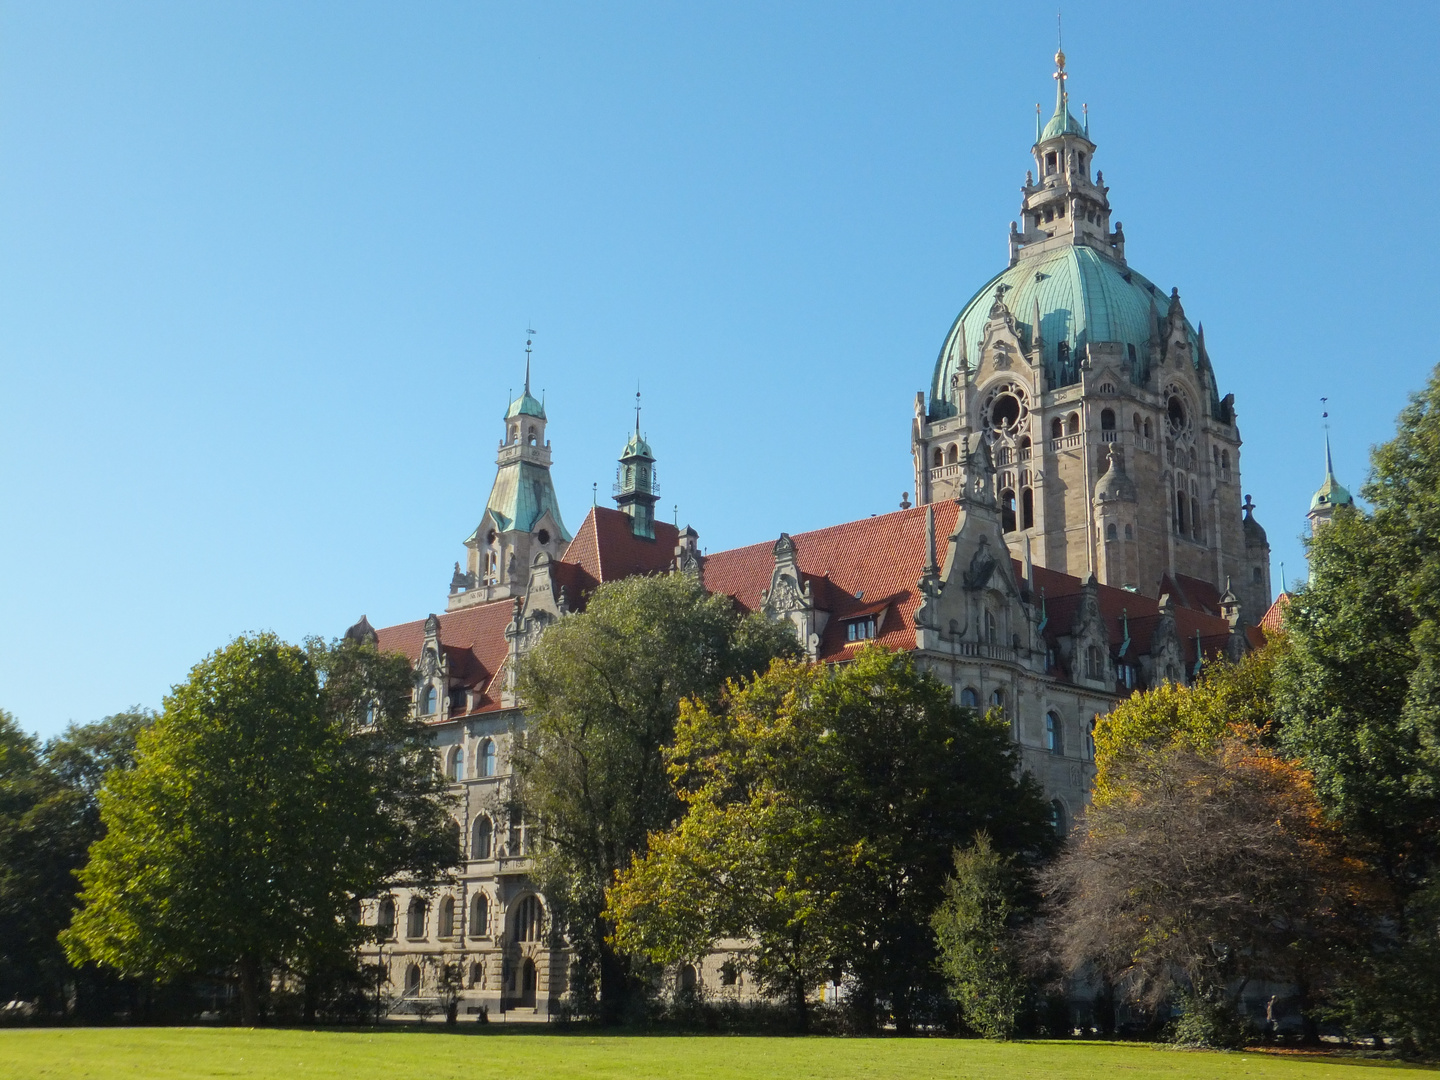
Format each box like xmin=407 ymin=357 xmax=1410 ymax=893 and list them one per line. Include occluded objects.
xmin=761 ymin=533 xmax=824 ymax=660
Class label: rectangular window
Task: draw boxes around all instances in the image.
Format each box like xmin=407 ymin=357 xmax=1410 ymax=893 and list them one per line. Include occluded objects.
xmin=846 ymin=617 xmax=876 ymax=642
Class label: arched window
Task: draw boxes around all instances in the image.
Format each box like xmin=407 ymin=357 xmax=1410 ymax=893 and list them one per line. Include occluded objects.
xmin=438 ymin=897 xmax=455 ymax=937
xmin=1050 ymin=417 xmax=1063 ymax=440
xmin=477 ymin=739 xmax=497 ymax=778
xmin=932 ymin=447 xmax=943 ymax=468
xmin=1021 ymin=488 xmax=1034 ymax=530
xmin=527 ymin=425 xmax=537 ymax=446
xmin=679 ymin=963 xmax=698 ymax=993
xmin=513 ymin=895 xmax=544 ymax=943
xmin=1222 ymin=449 xmax=1230 ymax=473
xmin=989 ymin=688 xmax=1006 ymax=713
xmin=1086 ymin=645 xmax=1104 ymax=680
xmin=447 ymin=746 xmax=463 ymax=782
xmin=1057 ymin=341 xmax=1070 ymax=366
xmin=1086 ymin=717 xmax=1098 ymax=760
xmin=377 ymin=897 xmax=396 ymax=940
xmin=1045 ymin=151 xmax=1057 ymax=174
xmin=1133 ymin=413 xmax=1142 ymax=434
xmin=472 ymin=815 xmax=493 ymax=860
xmin=1001 ymin=489 xmax=1017 ymax=533
xmin=1100 ymin=408 xmax=1116 ymax=431
xmin=961 ymin=687 xmax=980 ymax=708
xmin=1105 ymin=522 xmax=1117 ymax=541
xmin=1213 ymin=446 xmax=1221 ymax=469
xmin=1124 ymin=523 xmax=1134 ymax=540
xmin=407 ymin=898 xmax=428 ymax=939
xmin=984 ymin=610 xmax=998 ymax=645
xmin=1176 ymin=491 xmax=1188 ymax=534
xmin=1050 ymin=799 xmax=1068 ymax=836
xmin=1252 ymin=566 xmax=1262 ymax=584
xmin=1191 ymin=497 xmax=1203 ymax=541
xmin=469 ymin=892 xmax=490 ymax=937
xmin=946 ymin=443 xmax=959 ymax=464
xmin=420 ymin=685 xmax=437 ymax=716
xmin=404 ymin=963 xmax=421 ymax=997
xmin=1045 ymin=711 xmax=1062 ymax=754
xmin=508 ymin=424 xmax=518 ymax=443
xmin=1143 ymin=418 xmax=1153 ymax=439
xmin=1066 ymin=412 xmax=1080 ymax=436
xmin=1127 ymin=343 xmax=1138 ymax=364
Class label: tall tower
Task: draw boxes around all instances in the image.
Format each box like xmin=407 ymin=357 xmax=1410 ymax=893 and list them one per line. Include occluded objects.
xmin=448 ymin=342 xmax=571 ymax=611
xmin=613 ymin=401 xmax=659 ymax=539
xmin=910 ymin=49 xmax=1267 ymax=614
xmin=1307 ymin=431 xmax=1354 ymax=533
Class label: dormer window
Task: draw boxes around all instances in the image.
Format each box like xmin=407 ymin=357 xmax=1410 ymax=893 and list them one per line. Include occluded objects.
xmin=846 ymin=617 xmax=877 ymax=643
xmin=419 ymin=686 xmax=437 ymax=716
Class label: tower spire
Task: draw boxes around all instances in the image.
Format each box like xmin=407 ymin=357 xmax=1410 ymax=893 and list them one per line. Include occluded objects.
xmin=524 ymin=327 xmax=535 ymax=394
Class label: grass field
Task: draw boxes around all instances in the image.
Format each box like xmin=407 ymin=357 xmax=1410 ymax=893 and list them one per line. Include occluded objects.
xmin=0 ymin=1028 xmax=1435 ymax=1080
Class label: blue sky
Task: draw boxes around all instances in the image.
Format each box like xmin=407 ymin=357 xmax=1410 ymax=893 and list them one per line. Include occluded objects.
xmin=2 ymin=2 xmax=1436 ymax=737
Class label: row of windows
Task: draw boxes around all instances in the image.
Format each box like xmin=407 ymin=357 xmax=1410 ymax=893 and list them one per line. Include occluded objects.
xmin=374 ymin=892 xmax=544 ymax=943
xmin=846 ymin=616 xmax=877 ymax=642
xmin=444 ymin=739 xmax=499 ymax=781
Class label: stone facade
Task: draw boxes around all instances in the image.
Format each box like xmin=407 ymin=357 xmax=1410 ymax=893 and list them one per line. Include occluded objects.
xmin=355 ymin=51 xmax=1280 ymax=1017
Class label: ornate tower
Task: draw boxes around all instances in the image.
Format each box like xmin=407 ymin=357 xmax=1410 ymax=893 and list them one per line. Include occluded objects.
xmin=910 ymin=50 xmax=1268 ymax=614
xmin=448 ymin=342 xmax=571 ymax=611
xmin=613 ymin=403 xmax=659 ymax=539
xmin=1307 ymin=431 xmax=1354 ymax=533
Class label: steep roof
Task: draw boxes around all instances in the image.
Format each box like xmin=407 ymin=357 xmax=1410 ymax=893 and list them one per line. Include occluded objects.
xmin=373 ymin=601 xmax=515 ymax=717
xmin=564 ymin=506 xmax=680 ymax=585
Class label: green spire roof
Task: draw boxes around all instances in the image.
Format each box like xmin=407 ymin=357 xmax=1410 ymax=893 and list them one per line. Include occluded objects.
xmin=1039 ymin=50 xmax=1088 ymax=142
xmin=1310 ymin=432 xmax=1353 ymax=512
xmin=622 ymin=427 xmax=653 ymax=460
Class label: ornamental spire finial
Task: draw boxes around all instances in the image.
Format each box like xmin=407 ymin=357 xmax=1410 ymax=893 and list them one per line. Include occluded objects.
xmin=524 ymin=326 xmax=535 ymax=394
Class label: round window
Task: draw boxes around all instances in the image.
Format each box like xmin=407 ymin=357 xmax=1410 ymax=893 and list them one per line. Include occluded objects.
xmin=536 ymin=529 xmax=551 ymax=546
xmin=990 ymin=393 xmax=1021 ymax=430
xmin=1166 ymin=395 xmax=1187 ymax=434
xmin=486 ymin=530 xmax=497 ymax=545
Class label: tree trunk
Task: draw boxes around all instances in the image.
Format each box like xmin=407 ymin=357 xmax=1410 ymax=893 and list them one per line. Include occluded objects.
xmin=791 ymin=970 xmax=809 ymax=1034
xmin=597 ymin=941 xmax=630 ymax=1027
xmin=303 ymin=975 xmax=318 ymax=1025
xmin=238 ymin=955 xmax=262 ymax=1026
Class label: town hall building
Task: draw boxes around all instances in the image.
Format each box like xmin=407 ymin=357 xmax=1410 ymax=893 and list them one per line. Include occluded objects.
xmin=349 ymin=51 xmax=1307 ymax=1020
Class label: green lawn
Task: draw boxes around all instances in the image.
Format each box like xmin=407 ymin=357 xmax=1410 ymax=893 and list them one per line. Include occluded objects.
xmin=0 ymin=1029 xmax=1434 ymax=1080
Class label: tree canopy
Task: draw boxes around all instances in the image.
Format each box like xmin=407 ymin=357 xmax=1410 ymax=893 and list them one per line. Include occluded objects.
xmin=513 ymin=572 xmax=798 ymax=1023
xmin=62 ymin=633 xmax=455 ymax=1024
xmin=607 ymin=646 xmax=1054 ymax=1032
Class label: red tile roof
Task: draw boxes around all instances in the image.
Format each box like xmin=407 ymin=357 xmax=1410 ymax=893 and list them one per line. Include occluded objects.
xmin=564 ymin=507 xmax=681 ymax=586
xmin=374 ymin=601 xmax=515 ymax=716
xmin=371 ymin=502 xmax=1259 ymax=706
xmin=1260 ymin=593 xmax=1290 ymax=636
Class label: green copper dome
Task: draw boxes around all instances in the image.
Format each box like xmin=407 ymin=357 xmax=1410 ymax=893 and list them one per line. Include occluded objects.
xmin=506 ymin=390 xmax=546 ymax=420
xmin=930 ymin=246 xmax=1200 ymax=416
xmin=622 ymin=430 xmax=654 ymax=460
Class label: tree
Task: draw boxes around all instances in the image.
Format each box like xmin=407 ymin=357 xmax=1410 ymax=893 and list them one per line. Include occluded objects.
xmin=1044 ymin=664 xmax=1377 ymax=1043
xmin=513 ymin=572 xmax=797 ymax=1024
xmin=606 ymin=646 xmax=1055 ymax=1032
xmin=62 ymin=633 xmax=457 ymax=1024
xmin=1273 ymin=363 xmax=1440 ymax=1050
xmin=932 ymin=834 xmax=1030 ymax=1040
xmin=0 ymin=709 xmax=150 ymax=1016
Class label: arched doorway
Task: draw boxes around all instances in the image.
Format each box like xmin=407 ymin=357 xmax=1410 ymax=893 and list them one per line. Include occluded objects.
xmin=519 ymin=958 xmax=537 ymax=1009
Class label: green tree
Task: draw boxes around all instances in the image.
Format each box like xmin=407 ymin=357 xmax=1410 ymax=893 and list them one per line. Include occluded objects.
xmin=0 ymin=709 xmax=150 ymax=1016
xmin=62 ymin=633 xmax=456 ymax=1024
xmin=513 ymin=572 xmax=797 ymax=1024
xmin=607 ymin=647 xmax=1054 ymax=1032
xmin=1274 ymin=364 xmax=1440 ymax=1050
xmin=932 ymin=834 xmax=1029 ymax=1039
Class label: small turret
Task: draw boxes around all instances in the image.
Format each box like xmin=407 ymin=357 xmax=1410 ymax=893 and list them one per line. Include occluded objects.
xmin=1307 ymin=431 xmax=1353 ymax=532
xmin=614 ymin=394 xmax=660 ymax=539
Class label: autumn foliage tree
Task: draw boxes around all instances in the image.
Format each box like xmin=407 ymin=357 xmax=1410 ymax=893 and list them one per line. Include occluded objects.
xmin=1043 ymin=653 xmax=1378 ymax=1044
